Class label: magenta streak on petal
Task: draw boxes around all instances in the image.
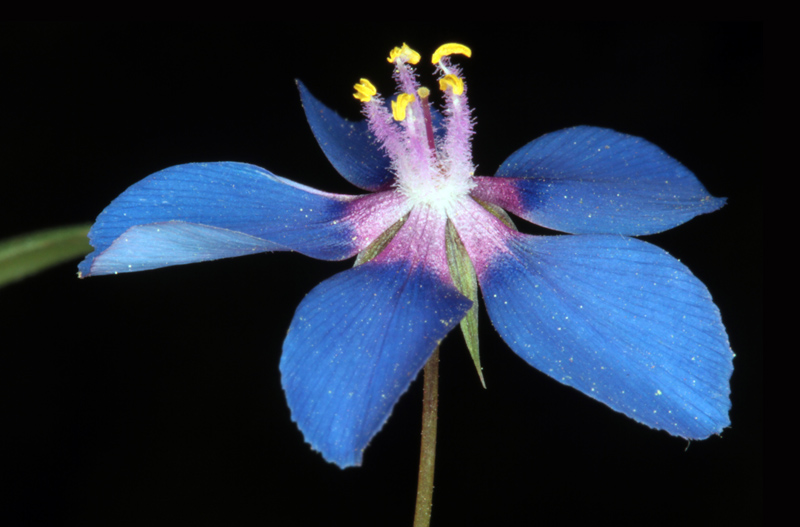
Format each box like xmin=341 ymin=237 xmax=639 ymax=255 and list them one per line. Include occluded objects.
xmin=449 ymin=198 xmax=516 ymax=276
xmin=470 ymin=177 xmax=525 ymax=218
xmin=346 ymin=190 xmax=412 ymax=252
xmin=376 ymin=205 xmax=452 ymax=284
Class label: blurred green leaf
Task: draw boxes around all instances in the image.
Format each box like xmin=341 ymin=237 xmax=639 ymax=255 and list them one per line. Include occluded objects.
xmin=0 ymin=224 xmax=92 ymax=288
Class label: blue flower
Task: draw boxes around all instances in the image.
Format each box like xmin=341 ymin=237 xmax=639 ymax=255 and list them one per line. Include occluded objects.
xmin=79 ymin=43 xmax=733 ymax=468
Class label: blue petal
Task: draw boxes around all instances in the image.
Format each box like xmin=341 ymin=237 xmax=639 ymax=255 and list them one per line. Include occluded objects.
xmin=280 ymin=260 xmax=471 ymax=467
xmin=480 ymin=234 xmax=732 ymax=439
xmin=79 ymin=162 xmax=359 ymax=276
xmin=492 ymin=126 xmax=726 ymax=235
xmin=298 ymin=80 xmax=394 ymax=191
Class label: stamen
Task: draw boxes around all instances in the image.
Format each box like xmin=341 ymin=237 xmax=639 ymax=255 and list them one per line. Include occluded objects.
xmin=432 ymin=43 xmax=472 ymax=64
xmin=387 ymin=43 xmax=421 ymax=65
xmin=438 ymin=74 xmax=464 ymax=95
xmin=353 ymin=78 xmax=377 ymax=102
xmin=391 ymin=93 xmax=416 ymax=121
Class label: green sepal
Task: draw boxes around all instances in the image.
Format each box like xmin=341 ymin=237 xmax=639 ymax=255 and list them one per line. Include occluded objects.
xmin=0 ymin=224 xmax=92 ymax=288
xmin=353 ymin=213 xmax=409 ymax=267
xmin=445 ymin=219 xmax=485 ymax=387
xmin=474 ymin=196 xmax=517 ymax=231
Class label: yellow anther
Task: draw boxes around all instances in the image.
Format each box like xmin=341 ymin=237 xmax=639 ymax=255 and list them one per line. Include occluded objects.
xmin=439 ymin=74 xmax=464 ymax=95
xmin=387 ymin=43 xmax=421 ymax=65
xmin=353 ymin=78 xmax=377 ymax=102
xmin=432 ymin=43 xmax=472 ymax=64
xmin=391 ymin=93 xmax=416 ymax=121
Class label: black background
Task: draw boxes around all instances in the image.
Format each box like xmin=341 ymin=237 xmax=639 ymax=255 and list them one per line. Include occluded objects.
xmin=2 ymin=23 xmax=761 ymax=526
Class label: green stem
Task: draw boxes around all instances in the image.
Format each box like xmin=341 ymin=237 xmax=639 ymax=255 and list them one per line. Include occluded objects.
xmin=413 ymin=347 xmax=440 ymax=527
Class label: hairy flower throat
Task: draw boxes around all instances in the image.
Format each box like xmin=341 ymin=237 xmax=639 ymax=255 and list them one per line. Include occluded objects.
xmin=353 ymin=43 xmax=476 ymax=217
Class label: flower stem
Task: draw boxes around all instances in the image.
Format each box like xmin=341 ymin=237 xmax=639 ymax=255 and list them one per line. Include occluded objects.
xmin=413 ymin=347 xmax=440 ymax=527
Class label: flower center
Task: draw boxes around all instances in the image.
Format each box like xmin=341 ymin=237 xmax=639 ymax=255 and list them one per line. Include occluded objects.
xmin=352 ymin=43 xmax=477 ymax=217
